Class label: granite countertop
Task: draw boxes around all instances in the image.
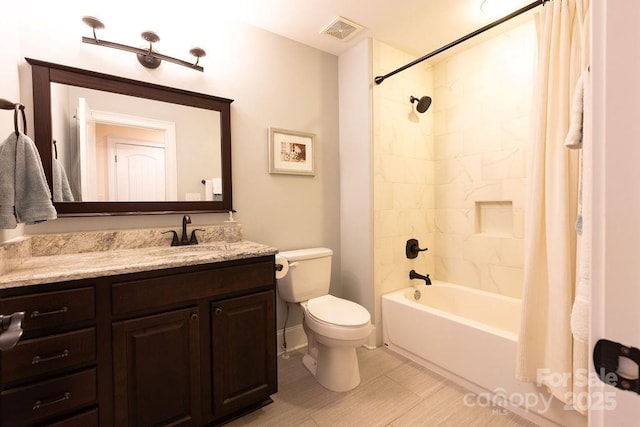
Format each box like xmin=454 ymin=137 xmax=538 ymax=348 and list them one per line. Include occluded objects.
xmin=0 ymin=240 xmax=278 ymax=290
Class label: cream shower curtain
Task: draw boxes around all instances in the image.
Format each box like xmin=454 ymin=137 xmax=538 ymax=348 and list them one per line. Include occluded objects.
xmin=516 ymin=0 xmax=590 ymax=413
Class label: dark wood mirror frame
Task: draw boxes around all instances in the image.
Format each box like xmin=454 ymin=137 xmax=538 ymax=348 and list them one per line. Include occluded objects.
xmin=27 ymin=58 xmax=234 ymax=216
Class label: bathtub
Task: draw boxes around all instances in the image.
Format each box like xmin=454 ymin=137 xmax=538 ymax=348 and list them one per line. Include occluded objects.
xmin=382 ymin=281 xmax=586 ymax=427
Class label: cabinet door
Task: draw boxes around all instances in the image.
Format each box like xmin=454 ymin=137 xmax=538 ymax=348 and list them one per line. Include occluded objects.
xmin=211 ymin=291 xmax=276 ymax=418
xmin=113 ymin=308 xmax=201 ymax=426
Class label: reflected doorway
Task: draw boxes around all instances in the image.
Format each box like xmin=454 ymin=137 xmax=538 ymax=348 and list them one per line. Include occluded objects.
xmin=107 ymin=138 xmax=166 ymax=201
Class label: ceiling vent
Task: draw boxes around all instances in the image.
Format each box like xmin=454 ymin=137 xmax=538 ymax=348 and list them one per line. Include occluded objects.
xmin=320 ymin=16 xmax=364 ymax=41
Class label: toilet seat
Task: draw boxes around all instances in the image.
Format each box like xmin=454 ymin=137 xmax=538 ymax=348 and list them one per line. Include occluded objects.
xmin=301 ymin=295 xmax=371 ymax=342
xmin=306 ymin=295 xmax=370 ymax=326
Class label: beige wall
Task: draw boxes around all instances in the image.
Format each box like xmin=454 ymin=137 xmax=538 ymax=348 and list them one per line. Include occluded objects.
xmin=371 ymin=40 xmax=435 ymax=336
xmin=0 ymin=1 xmax=24 ymax=242
xmin=431 ymin=20 xmax=535 ymax=298
xmin=6 ymin=5 xmax=340 ymax=330
xmin=360 ymin=19 xmax=535 ymax=338
xmin=339 ymin=39 xmax=375 ymax=321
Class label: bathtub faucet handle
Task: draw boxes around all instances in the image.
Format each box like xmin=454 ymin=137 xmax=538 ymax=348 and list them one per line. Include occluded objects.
xmin=409 ymin=270 xmax=432 ymax=286
xmin=406 ymin=239 xmax=428 ymax=259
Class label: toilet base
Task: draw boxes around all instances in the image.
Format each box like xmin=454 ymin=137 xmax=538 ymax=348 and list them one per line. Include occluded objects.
xmin=304 ymin=343 xmax=361 ymax=392
xmin=302 ymin=354 xmax=317 ymax=377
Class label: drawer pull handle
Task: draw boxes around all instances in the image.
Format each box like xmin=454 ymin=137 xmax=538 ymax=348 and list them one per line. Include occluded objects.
xmin=33 ymin=392 xmax=70 ymax=411
xmin=214 ymin=308 xmax=223 ymax=316
xmin=30 ymin=307 xmax=68 ymax=318
xmin=32 ymin=349 xmax=69 ymax=365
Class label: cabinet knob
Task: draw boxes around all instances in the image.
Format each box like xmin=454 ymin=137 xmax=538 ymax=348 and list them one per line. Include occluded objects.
xmin=190 ymin=313 xmax=198 ymax=320
xmin=214 ymin=308 xmax=223 ymax=316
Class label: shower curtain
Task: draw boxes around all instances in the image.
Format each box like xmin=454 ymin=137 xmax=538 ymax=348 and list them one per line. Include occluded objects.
xmin=516 ymin=0 xmax=590 ymax=413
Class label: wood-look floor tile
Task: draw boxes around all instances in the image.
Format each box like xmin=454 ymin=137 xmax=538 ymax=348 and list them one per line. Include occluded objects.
xmin=295 ymin=419 xmax=321 ymax=427
xmin=385 ymin=359 xmax=448 ymax=398
xmin=357 ymin=346 xmax=408 ymax=384
xmin=310 ymin=375 xmax=422 ymax=427
xmin=277 ymin=349 xmax=311 ymax=387
xmin=227 ymin=367 xmax=344 ymax=426
xmin=229 ymin=346 xmax=538 ymax=427
xmin=389 ymin=383 xmax=534 ymax=427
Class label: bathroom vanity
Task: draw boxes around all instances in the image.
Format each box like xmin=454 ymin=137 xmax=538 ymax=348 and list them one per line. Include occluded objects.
xmin=0 ymin=237 xmax=278 ymax=426
xmin=0 ymin=58 xmax=279 ymax=425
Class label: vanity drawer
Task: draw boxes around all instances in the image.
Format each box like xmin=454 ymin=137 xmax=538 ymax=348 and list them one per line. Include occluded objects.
xmin=0 ymin=287 xmax=95 ymax=332
xmin=112 ymin=261 xmax=274 ymax=315
xmin=46 ymin=408 xmax=99 ymax=427
xmin=1 ymin=328 xmax=96 ymax=384
xmin=0 ymin=368 xmax=97 ymax=427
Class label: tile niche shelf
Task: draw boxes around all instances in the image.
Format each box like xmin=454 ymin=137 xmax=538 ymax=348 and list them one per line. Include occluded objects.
xmin=475 ymin=201 xmax=513 ymax=237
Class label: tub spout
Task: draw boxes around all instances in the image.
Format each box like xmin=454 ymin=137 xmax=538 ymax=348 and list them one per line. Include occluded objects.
xmin=409 ymin=270 xmax=431 ymax=286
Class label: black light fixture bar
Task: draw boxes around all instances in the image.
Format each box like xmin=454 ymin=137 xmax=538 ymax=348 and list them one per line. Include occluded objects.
xmin=81 ymin=37 xmax=204 ymax=72
xmin=374 ymin=0 xmax=548 ymax=85
xmin=81 ymin=16 xmax=205 ymax=72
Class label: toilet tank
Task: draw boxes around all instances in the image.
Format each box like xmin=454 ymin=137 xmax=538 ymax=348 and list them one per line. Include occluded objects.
xmin=277 ymin=248 xmax=332 ymax=303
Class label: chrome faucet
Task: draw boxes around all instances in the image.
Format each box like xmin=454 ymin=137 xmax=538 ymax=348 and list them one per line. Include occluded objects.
xmin=163 ymin=215 xmax=203 ymax=246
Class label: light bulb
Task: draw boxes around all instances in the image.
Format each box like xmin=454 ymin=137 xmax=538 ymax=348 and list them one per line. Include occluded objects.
xmin=480 ymin=0 xmax=515 ymax=16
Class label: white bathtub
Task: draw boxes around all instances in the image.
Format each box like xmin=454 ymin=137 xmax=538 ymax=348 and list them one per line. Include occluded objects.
xmin=382 ymin=281 xmax=586 ymax=427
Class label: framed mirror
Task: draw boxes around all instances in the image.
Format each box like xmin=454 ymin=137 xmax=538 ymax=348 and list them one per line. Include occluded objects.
xmin=27 ymin=58 xmax=233 ymax=216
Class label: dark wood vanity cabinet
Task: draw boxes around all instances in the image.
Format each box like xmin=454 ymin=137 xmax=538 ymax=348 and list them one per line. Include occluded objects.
xmin=211 ymin=291 xmax=276 ymax=418
xmin=112 ymin=307 xmax=202 ymax=426
xmin=0 ymin=255 xmax=277 ymax=426
xmin=0 ymin=286 xmax=98 ymax=427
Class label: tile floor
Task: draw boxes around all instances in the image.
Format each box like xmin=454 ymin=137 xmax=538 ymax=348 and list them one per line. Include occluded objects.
xmin=227 ymin=346 xmax=538 ymax=427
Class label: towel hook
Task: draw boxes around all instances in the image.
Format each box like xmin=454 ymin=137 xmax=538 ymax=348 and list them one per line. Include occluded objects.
xmin=13 ymin=104 xmax=26 ymax=137
xmin=0 ymin=98 xmax=26 ymax=137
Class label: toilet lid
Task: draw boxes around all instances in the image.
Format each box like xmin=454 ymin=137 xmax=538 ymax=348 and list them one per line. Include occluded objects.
xmin=306 ymin=295 xmax=370 ymax=326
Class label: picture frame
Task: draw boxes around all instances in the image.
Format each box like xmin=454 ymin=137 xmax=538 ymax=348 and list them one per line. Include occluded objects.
xmin=268 ymin=127 xmax=316 ymax=176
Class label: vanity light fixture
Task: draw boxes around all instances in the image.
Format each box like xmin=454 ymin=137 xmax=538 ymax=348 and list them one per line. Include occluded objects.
xmin=81 ymin=16 xmax=206 ymax=72
xmin=479 ymin=0 xmax=513 ymax=15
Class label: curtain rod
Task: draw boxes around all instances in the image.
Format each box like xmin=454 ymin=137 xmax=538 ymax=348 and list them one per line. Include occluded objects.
xmin=374 ymin=0 xmax=548 ymax=85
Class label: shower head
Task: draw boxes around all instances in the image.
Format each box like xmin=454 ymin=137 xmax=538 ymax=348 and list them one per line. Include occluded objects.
xmin=410 ymin=95 xmax=432 ymax=113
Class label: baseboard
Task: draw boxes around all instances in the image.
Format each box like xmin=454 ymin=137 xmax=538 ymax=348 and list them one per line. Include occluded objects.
xmin=277 ymin=324 xmax=307 ymax=355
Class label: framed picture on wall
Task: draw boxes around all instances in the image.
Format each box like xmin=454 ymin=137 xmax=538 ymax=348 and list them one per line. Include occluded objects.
xmin=268 ymin=127 xmax=316 ymax=176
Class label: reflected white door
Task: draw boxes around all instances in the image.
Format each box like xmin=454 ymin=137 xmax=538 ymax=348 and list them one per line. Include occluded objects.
xmin=76 ymin=97 xmax=97 ymax=200
xmin=110 ymin=143 xmax=166 ymax=201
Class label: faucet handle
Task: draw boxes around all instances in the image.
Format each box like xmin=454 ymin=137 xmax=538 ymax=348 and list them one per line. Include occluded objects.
xmin=406 ymin=238 xmax=428 ymax=259
xmin=162 ymin=230 xmax=180 ymax=246
xmin=190 ymin=229 xmax=205 ymax=245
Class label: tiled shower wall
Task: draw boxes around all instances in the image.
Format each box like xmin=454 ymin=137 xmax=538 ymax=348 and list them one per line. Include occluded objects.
xmin=431 ymin=20 xmax=536 ymax=298
xmin=372 ymin=40 xmax=435 ymax=319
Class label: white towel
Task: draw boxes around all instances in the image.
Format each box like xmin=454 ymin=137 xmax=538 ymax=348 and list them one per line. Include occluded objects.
xmin=0 ymin=132 xmax=57 ymax=228
xmin=570 ymin=68 xmax=591 ymax=343
xmin=212 ymin=177 xmax=223 ymax=201
xmin=53 ymin=158 xmax=75 ymax=202
xmin=565 ymin=69 xmax=588 ymax=149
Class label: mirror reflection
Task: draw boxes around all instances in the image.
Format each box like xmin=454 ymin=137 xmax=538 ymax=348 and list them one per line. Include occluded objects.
xmin=50 ymin=84 xmax=222 ymax=202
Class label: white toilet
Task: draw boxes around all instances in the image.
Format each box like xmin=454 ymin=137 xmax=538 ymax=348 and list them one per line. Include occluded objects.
xmin=276 ymin=248 xmax=371 ymax=392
